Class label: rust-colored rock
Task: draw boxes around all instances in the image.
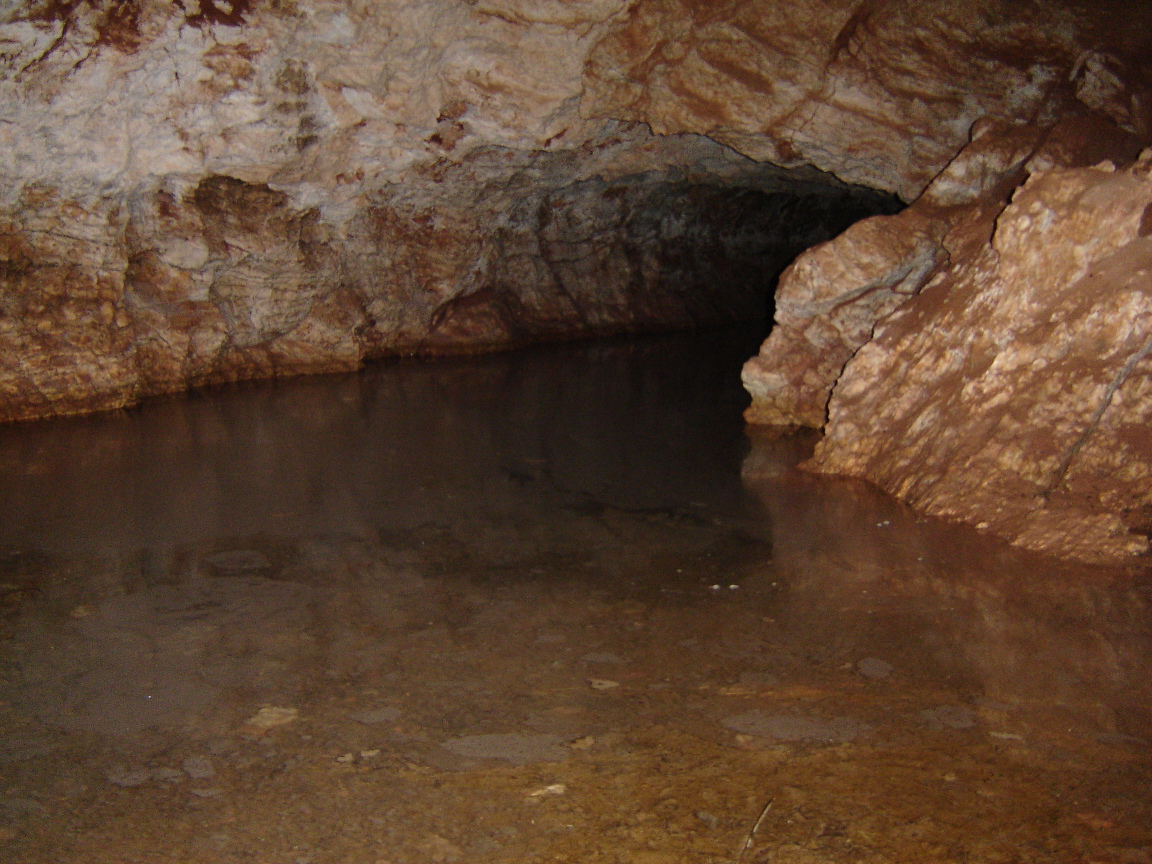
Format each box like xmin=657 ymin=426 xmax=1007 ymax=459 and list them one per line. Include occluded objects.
xmin=806 ymin=150 xmax=1152 ymax=564
xmin=0 ymin=129 xmax=890 ymax=423
xmin=741 ymin=114 xmax=1148 ymax=429
xmin=1 ymin=0 xmax=1143 ymax=427
xmin=0 ymin=191 xmax=137 ymax=419
xmin=743 ymin=107 xmax=1152 ymax=564
xmin=582 ymin=0 xmax=1141 ymax=200
xmin=741 ymin=205 xmax=948 ymax=427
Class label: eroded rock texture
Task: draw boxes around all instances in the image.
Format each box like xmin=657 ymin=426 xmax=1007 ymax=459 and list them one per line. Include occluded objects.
xmin=742 ymin=115 xmax=1148 ymax=428
xmin=0 ymin=130 xmax=889 ymax=420
xmin=583 ymin=0 xmax=1151 ymax=199
xmin=808 ymin=149 xmax=1152 ymax=564
xmin=745 ymin=116 xmax=1152 ymax=564
xmin=0 ymin=0 xmax=1133 ymax=423
xmin=0 ymin=0 xmax=925 ymax=422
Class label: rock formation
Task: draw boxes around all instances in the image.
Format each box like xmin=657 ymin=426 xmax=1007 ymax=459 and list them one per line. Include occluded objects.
xmin=806 ymin=145 xmax=1152 ymax=565
xmin=0 ymin=0 xmax=922 ymax=422
xmin=1 ymin=0 xmax=1151 ymax=562
xmin=742 ymin=114 xmax=1148 ymax=429
xmin=742 ymin=87 xmax=1152 ymax=565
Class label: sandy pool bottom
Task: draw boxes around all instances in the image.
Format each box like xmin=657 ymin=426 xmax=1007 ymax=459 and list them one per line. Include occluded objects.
xmin=0 ymin=505 xmax=1149 ymax=864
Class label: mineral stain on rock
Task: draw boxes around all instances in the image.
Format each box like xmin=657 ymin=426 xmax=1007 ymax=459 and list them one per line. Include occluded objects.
xmin=180 ymin=0 xmax=254 ymax=31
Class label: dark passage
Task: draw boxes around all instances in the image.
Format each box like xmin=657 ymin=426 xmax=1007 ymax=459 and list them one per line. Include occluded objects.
xmin=389 ymin=155 xmax=904 ymax=355
xmin=437 ymin=175 xmax=903 ymax=346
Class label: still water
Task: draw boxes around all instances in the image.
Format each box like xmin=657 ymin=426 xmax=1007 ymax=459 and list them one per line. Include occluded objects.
xmin=0 ymin=330 xmax=1148 ymax=863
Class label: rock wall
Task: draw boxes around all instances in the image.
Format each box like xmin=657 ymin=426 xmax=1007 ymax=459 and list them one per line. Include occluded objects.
xmin=0 ymin=129 xmax=891 ymax=421
xmin=0 ymin=0 xmax=1124 ymax=425
xmin=742 ymin=114 xmax=1148 ymax=428
xmin=732 ymin=1 xmax=1152 ymax=566
xmin=743 ymin=114 xmax=1152 ymax=564
xmin=808 ymin=146 xmax=1152 ymax=565
xmin=582 ymin=0 xmax=1151 ymax=199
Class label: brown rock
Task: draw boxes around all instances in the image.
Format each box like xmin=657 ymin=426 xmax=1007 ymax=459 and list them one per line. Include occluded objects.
xmin=1 ymin=124 xmax=891 ymax=422
xmin=0 ymin=193 xmax=139 ymax=421
xmin=741 ymin=206 xmax=947 ymax=427
xmin=1 ymin=0 xmax=1144 ymax=426
xmin=806 ymin=150 xmax=1152 ymax=564
xmin=582 ymin=0 xmax=1098 ymax=199
xmin=741 ymin=114 xmax=1149 ymax=431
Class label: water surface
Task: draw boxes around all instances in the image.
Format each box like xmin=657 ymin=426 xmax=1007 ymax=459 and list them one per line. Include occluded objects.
xmin=0 ymin=330 xmax=1148 ymax=863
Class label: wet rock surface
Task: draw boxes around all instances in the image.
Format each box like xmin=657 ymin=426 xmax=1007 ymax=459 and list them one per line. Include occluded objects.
xmin=582 ymin=0 xmax=1127 ymax=200
xmin=0 ymin=334 xmax=1149 ymax=862
xmin=0 ymin=0 xmax=921 ymax=424
xmin=0 ymin=0 xmax=1142 ymax=428
xmin=2 ymin=0 xmax=1150 ymax=571
xmin=0 ymin=127 xmax=895 ymax=423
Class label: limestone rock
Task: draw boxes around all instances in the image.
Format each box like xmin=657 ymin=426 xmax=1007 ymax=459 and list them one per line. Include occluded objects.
xmin=741 ymin=205 xmax=947 ymax=427
xmin=582 ymin=0 xmax=1112 ymax=200
xmin=743 ymin=113 xmax=1152 ymax=563
xmin=0 ymin=0 xmax=1143 ymax=425
xmin=0 ymin=0 xmax=921 ymax=423
xmin=0 ymin=192 xmax=138 ymax=419
xmin=1 ymin=0 xmax=1151 ymax=569
xmin=741 ymin=114 xmax=1148 ymax=430
xmin=0 ymin=128 xmax=889 ymax=422
xmin=806 ymin=150 xmax=1152 ymax=564
xmin=741 ymin=118 xmax=1046 ymax=428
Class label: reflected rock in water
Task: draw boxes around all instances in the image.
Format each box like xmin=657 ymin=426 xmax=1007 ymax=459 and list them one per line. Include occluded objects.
xmin=743 ymin=429 xmax=1152 ymax=743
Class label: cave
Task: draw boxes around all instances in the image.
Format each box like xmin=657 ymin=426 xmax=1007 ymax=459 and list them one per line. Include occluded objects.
xmin=0 ymin=1 xmax=1151 ymax=861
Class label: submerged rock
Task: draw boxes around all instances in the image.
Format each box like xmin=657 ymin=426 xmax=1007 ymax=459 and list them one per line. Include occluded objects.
xmin=722 ymin=710 xmax=870 ymax=743
xmin=440 ymin=732 xmax=568 ymax=766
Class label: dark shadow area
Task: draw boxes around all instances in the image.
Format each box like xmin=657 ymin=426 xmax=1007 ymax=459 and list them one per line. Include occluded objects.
xmin=0 ymin=328 xmax=766 ymax=568
xmin=410 ymin=163 xmax=904 ymax=353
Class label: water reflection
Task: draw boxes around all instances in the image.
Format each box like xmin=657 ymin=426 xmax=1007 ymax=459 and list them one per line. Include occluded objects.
xmin=0 ymin=330 xmax=1149 ymax=745
xmin=743 ymin=429 xmax=1152 ymax=744
xmin=0 ymin=330 xmax=758 ymax=560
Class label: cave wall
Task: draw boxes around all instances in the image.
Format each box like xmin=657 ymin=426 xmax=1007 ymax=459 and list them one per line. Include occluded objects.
xmin=1 ymin=0 xmax=1151 ymax=563
xmin=0 ymin=129 xmax=892 ymax=421
xmin=788 ymin=131 xmax=1152 ymax=566
xmin=0 ymin=0 xmax=912 ymax=422
xmin=739 ymin=28 xmax=1152 ymax=564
